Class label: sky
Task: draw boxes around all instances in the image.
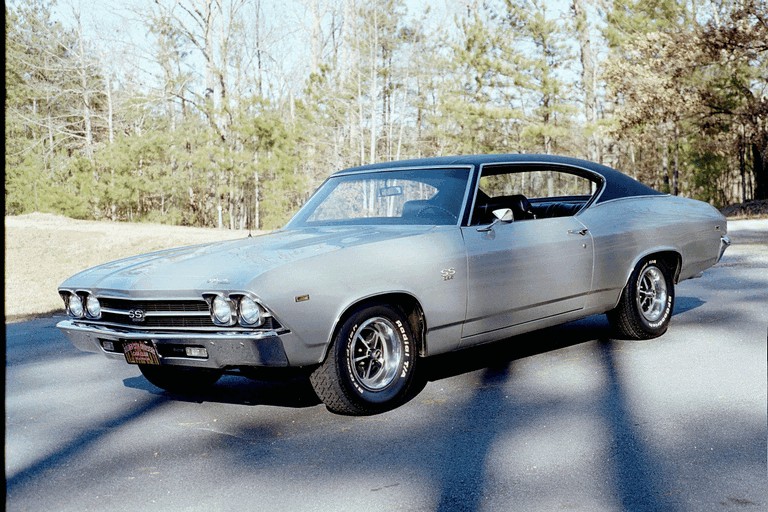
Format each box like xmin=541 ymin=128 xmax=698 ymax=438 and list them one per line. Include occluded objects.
xmin=43 ymin=0 xmax=575 ymax=101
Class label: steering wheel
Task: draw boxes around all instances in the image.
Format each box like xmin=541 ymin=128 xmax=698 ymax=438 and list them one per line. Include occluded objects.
xmin=415 ymin=205 xmax=458 ymax=223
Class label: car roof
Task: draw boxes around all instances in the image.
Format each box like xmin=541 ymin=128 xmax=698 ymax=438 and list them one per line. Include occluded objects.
xmin=333 ymin=154 xmax=664 ymax=204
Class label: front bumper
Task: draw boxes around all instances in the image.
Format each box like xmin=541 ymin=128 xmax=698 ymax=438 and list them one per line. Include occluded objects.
xmin=57 ymin=320 xmax=289 ymax=368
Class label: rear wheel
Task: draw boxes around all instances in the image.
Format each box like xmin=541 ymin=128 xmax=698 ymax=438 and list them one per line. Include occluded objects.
xmin=608 ymin=257 xmax=675 ymax=340
xmin=138 ymin=365 xmax=223 ymax=393
xmin=310 ymin=304 xmax=418 ymax=415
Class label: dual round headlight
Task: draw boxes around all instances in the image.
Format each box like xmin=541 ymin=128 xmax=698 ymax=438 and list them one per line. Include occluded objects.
xmin=209 ymin=294 xmax=265 ymax=327
xmin=211 ymin=295 xmax=236 ymax=325
xmin=67 ymin=293 xmax=84 ymax=318
xmin=86 ymin=295 xmax=101 ymax=318
xmin=64 ymin=292 xmax=101 ymax=319
xmin=238 ymin=296 xmax=262 ymax=326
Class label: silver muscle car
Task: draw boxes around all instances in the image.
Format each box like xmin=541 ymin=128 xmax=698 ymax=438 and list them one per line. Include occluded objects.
xmin=58 ymin=154 xmax=730 ymax=414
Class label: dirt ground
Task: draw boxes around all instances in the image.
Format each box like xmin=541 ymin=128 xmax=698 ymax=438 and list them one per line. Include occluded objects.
xmin=4 ymin=213 xmax=253 ymax=321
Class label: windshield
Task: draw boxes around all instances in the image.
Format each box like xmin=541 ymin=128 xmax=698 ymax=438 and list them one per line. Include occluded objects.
xmin=287 ymin=167 xmax=471 ymax=227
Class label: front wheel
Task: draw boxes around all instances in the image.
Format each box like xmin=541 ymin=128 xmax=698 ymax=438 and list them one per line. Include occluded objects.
xmin=310 ymin=304 xmax=418 ymax=415
xmin=608 ymin=258 xmax=675 ymax=340
xmin=138 ymin=365 xmax=223 ymax=393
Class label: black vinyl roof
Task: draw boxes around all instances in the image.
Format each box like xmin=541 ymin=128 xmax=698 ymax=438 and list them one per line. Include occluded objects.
xmin=335 ymin=154 xmax=664 ymax=204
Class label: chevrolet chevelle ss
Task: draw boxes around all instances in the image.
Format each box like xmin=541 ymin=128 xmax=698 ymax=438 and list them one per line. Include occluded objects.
xmin=58 ymin=154 xmax=730 ymax=414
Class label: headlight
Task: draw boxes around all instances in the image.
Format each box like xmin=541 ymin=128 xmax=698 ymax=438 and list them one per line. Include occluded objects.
xmin=67 ymin=293 xmax=84 ymax=318
xmin=238 ymin=296 xmax=263 ymax=326
xmin=211 ymin=295 xmax=236 ymax=326
xmin=85 ymin=295 xmax=101 ymax=318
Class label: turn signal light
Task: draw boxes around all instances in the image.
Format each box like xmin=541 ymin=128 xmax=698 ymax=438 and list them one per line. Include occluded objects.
xmin=185 ymin=347 xmax=208 ymax=358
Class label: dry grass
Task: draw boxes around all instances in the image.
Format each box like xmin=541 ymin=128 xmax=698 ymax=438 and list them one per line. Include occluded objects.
xmin=5 ymin=213 xmax=254 ymax=321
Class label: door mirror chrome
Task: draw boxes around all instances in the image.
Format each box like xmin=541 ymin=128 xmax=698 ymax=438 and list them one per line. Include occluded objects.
xmin=477 ymin=208 xmax=514 ymax=232
xmin=493 ymin=208 xmax=514 ymax=222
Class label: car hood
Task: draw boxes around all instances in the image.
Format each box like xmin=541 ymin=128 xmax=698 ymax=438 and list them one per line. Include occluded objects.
xmin=59 ymin=226 xmax=435 ymax=294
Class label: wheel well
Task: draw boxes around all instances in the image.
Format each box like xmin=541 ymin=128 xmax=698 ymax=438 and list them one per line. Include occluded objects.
xmin=644 ymin=251 xmax=682 ymax=283
xmin=332 ymin=293 xmax=427 ymax=359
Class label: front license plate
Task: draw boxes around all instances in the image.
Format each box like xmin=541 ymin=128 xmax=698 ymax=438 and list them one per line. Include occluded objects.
xmin=123 ymin=340 xmax=160 ymax=365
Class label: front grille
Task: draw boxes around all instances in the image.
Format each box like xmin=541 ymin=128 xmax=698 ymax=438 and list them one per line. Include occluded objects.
xmin=93 ymin=297 xmax=282 ymax=332
xmin=99 ymin=298 xmax=209 ymax=313
xmin=99 ymin=311 xmax=216 ymax=328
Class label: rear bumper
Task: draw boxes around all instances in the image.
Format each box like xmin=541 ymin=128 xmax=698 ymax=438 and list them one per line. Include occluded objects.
xmin=57 ymin=320 xmax=290 ymax=368
xmin=718 ymin=235 xmax=731 ymax=262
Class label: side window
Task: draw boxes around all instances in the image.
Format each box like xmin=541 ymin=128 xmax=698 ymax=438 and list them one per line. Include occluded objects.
xmin=472 ymin=166 xmax=598 ymax=224
xmin=479 ymin=170 xmax=594 ymax=198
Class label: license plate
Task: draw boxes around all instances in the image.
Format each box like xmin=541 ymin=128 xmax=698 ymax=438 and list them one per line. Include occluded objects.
xmin=123 ymin=340 xmax=160 ymax=365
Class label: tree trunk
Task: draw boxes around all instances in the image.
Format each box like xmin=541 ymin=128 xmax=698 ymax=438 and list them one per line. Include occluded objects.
xmin=661 ymin=143 xmax=670 ymax=193
xmin=571 ymin=0 xmax=598 ymax=162
xmin=310 ymin=0 xmax=323 ymax=74
xmin=76 ymin=15 xmax=94 ymax=161
xmin=369 ymin=8 xmax=378 ymax=165
xmin=739 ymin=125 xmax=747 ymax=203
xmin=673 ymin=123 xmax=679 ymax=196
xmin=753 ymin=141 xmax=767 ymax=200
xmin=106 ymin=75 xmax=115 ymax=143
xmin=254 ymin=170 xmax=260 ymax=230
xmin=254 ymin=0 xmax=264 ymax=97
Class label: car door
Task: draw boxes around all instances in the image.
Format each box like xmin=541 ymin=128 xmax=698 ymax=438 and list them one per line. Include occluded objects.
xmin=460 ymin=215 xmax=594 ymax=339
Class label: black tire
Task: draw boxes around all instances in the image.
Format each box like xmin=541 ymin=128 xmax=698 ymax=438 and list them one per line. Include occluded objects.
xmin=139 ymin=365 xmax=223 ymax=393
xmin=309 ymin=304 xmax=418 ymax=415
xmin=608 ymin=257 xmax=675 ymax=340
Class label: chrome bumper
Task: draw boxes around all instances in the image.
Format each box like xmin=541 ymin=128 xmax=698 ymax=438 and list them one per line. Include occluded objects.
xmin=57 ymin=320 xmax=289 ymax=368
xmin=718 ymin=235 xmax=731 ymax=263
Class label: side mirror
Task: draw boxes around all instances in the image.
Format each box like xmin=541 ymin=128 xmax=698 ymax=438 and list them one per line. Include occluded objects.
xmin=493 ymin=208 xmax=514 ymax=222
xmin=477 ymin=208 xmax=514 ymax=232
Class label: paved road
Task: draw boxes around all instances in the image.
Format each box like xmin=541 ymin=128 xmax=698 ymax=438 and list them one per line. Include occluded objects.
xmin=6 ymin=220 xmax=767 ymax=512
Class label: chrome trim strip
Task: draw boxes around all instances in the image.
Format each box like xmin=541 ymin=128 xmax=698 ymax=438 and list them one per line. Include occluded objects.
xmin=57 ymin=320 xmax=286 ymax=339
xmin=718 ymin=235 xmax=731 ymax=262
xmin=85 ymin=293 xmax=206 ymax=302
xmin=333 ymin=164 xmax=475 ymax=176
xmin=66 ymin=319 xmax=289 ymax=335
xmin=100 ymin=308 xmax=209 ymax=317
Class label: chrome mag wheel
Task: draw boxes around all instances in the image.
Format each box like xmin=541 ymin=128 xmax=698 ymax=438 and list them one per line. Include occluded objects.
xmin=310 ymin=303 xmax=418 ymax=415
xmin=349 ymin=317 xmax=402 ymax=391
xmin=636 ymin=265 xmax=669 ymax=323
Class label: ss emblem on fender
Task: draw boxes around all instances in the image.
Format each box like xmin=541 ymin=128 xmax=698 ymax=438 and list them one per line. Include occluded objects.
xmin=128 ymin=309 xmax=146 ymax=322
xmin=441 ymin=268 xmax=456 ymax=281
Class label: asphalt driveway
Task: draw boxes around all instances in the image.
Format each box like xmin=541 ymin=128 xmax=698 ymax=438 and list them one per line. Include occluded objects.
xmin=5 ymin=220 xmax=767 ymax=512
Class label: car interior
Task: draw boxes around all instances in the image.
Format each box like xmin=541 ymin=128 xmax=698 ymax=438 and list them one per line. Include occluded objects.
xmin=470 ymin=166 xmax=599 ymax=225
xmin=470 ymin=191 xmax=586 ymax=224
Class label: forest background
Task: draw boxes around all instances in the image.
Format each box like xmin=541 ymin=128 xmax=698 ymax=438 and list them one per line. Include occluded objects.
xmin=5 ymin=0 xmax=767 ymax=230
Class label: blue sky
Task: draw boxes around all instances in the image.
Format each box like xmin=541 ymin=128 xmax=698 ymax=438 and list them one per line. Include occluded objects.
xmin=45 ymin=0 xmax=577 ymax=101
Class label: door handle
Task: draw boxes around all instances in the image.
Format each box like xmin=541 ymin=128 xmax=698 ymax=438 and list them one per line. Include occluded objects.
xmin=568 ymin=228 xmax=589 ymax=236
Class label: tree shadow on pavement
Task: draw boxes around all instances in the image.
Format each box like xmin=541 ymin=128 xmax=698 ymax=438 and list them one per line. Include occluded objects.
xmin=423 ymin=314 xmax=612 ymax=384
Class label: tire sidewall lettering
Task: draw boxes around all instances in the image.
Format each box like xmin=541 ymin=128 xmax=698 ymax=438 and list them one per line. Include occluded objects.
xmin=646 ymin=294 xmax=673 ymax=329
xmin=635 ymin=260 xmax=673 ymax=331
xmin=342 ymin=310 xmax=413 ymax=400
xmin=395 ymin=319 xmax=412 ymax=378
xmin=344 ymin=323 xmax=365 ymax=395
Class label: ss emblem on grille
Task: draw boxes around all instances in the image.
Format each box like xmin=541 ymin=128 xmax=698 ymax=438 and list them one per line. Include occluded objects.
xmin=128 ymin=309 xmax=146 ymax=322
